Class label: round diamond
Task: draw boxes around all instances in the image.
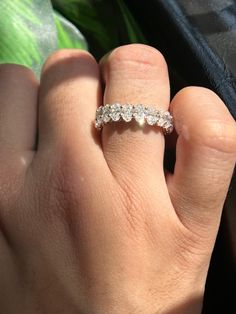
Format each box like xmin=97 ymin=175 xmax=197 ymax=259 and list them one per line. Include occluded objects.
xmin=146 ymin=108 xmax=158 ymax=125
xmin=121 ymin=104 xmax=133 ymax=122
xmin=102 ymin=104 xmax=111 ymax=123
xmin=110 ymin=103 xmax=121 ymax=121
xmin=133 ymin=104 xmax=145 ymax=125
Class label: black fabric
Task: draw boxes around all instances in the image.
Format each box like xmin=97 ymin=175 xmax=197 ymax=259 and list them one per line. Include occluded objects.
xmin=126 ymin=1 xmax=236 ymax=313
xmin=126 ymin=0 xmax=236 ymax=118
xmin=178 ymin=0 xmax=236 ymax=78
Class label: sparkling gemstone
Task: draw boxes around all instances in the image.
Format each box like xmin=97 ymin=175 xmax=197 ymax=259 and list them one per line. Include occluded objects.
xmin=156 ymin=111 xmax=173 ymax=133
xmin=121 ymin=104 xmax=133 ymax=122
xmin=95 ymin=120 xmax=102 ymax=129
xmin=162 ymin=112 xmax=173 ymax=128
xmin=157 ymin=111 xmax=166 ymax=127
xmin=110 ymin=103 xmax=121 ymax=121
xmin=163 ymin=111 xmax=171 ymax=119
xmin=96 ymin=106 xmax=102 ymax=117
xmin=146 ymin=108 xmax=158 ymax=125
xmin=133 ymin=104 xmax=146 ymax=125
xmin=102 ymin=104 xmax=111 ymax=123
xmin=95 ymin=107 xmax=103 ymax=129
xmin=164 ymin=123 xmax=174 ymax=134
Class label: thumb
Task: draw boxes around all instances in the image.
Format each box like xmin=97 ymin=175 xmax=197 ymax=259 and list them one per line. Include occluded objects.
xmin=167 ymin=87 xmax=236 ymax=242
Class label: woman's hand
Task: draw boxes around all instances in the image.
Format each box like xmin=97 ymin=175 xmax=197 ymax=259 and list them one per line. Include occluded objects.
xmin=0 ymin=44 xmax=235 ymax=314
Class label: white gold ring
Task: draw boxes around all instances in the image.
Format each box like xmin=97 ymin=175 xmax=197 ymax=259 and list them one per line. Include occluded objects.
xmin=95 ymin=104 xmax=174 ymax=134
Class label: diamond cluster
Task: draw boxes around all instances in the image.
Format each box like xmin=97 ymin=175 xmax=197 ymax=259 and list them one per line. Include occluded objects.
xmin=95 ymin=104 xmax=174 ymax=134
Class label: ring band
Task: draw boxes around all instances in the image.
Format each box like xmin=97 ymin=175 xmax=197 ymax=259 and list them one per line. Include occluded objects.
xmin=95 ymin=104 xmax=174 ymax=134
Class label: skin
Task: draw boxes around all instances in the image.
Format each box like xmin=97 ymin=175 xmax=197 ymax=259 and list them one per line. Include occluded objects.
xmin=0 ymin=44 xmax=235 ymax=314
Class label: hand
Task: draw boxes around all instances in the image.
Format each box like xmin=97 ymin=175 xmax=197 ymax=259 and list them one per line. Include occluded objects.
xmin=0 ymin=44 xmax=235 ymax=314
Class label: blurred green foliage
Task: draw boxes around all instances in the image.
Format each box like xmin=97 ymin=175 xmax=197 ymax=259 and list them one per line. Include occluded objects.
xmin=0 ymin=0 xmax=145 ymax=78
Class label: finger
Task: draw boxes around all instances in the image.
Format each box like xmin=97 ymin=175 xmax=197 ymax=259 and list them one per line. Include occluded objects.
xmin=100 ymin=44 xmax=170 ymax=177
xmin=0 ymin=64 xmax=38 ymax=153
xmin=36 ymin=49 xmax=108 ymax=177
xmin=167 ymin=87 xmax=236 ymax=235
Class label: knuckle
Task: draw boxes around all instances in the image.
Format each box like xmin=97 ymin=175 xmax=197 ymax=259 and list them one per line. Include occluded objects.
xmin=176 ymin=86 xmax=218 ymax=99
xmin=119 ymin=182 xmax=143 ymax=233
xmin=175 ymin=235 xmax=210 ymax=272
xmin=33 ymin=149 xmax=80 ymax=223
xmin=0 ymin=63 xmax=36 ymax=82
xmin=116 ymin=175 xmax=152 ymax=235
xmin=0 ymin=178 xmax=13 ymax=207
xmin=0 ymin=154 xmax=28 ymax=203
xmin=192 ymin=119 xmax=236 ymax=154
xmin=173 ymin=86 xmax=236 ymax=155
xmin=172 ymin=87 xmax=227 ymax=116
xmin=108 ymin=44 xmax=167 ymax=76
xmin=42 ymin=48 xmax=97 ymax=73
xmin=50 ymin=145 xmax=87 ymax=207
xmin=173 ymin=86 xmax=223 ymax=107
xmin=173 ymin=224 xmax=211 ymax=270
xmin=52 ymin=148 xmax=77 ymax=192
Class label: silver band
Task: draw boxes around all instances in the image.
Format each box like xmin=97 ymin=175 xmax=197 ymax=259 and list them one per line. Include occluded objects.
xmin=95 ymin=104 xmax=174 ymax=134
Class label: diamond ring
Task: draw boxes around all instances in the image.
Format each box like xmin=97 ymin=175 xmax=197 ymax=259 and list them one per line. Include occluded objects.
xmin=95 ymin=104 xmax=174 ymax=134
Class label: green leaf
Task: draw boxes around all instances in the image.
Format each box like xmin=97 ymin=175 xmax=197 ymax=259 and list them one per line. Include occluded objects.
xmin=0 ymin=0 xmax=57 ymax=77
xmin=0 ymin=0 xmax=88 ymax=78
xmin=115 ymin=0 xmax=146 ymax=44
xmin=0 ymin=0 xmax=146 ymax=77
xmin=52 ymin=0 xmax=146 ymax=59
xmin=54 ymin=10 xmax=88 ymax=50
xmin=52 ymin=0 xmax=119 ymax=58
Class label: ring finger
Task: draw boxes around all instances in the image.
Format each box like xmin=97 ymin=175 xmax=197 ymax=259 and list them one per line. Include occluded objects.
xmin=100 ymin=44 xmax=170 ymax=180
